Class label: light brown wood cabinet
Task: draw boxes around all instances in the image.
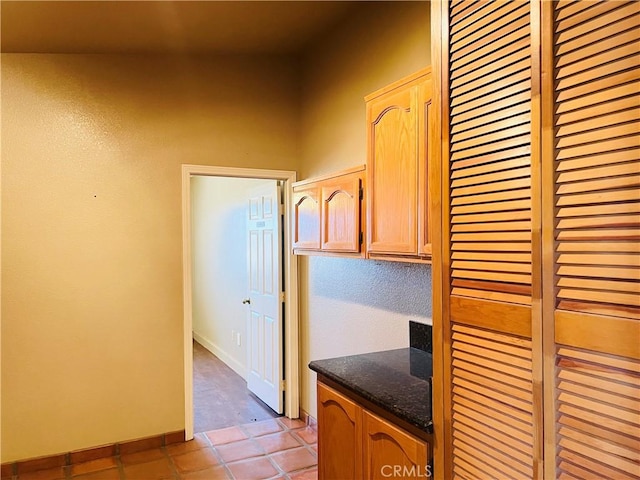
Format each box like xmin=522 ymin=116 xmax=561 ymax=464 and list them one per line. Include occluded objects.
xmin=318 ymin=381 xmax=430 ymax=480
xmin=363 ymin=411 xmax=430 ymax=480
xmin=317 ymin=382 xmax=362 ymax=480
xmin=292 ymin=183 xmax=321 ymax=251
xmin=431 ymin=1 xmax=640 ymax=479
xmin=292 ymin=166 xmax=365 ymax=255
xmin=365 ymin=68 xmax=433 ymax=262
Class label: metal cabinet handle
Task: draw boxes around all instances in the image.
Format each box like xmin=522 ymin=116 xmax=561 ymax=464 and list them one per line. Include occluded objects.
xmin=242 ymin=298 xmax=251 ymax=305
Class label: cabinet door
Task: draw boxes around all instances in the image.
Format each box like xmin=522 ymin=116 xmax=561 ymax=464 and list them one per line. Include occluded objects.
xmin=418 ymin=78 xmax=433 ymax=257
xmin=321 ymin=173 xmax=362 ymax=252
xmin=317 ymin=382 xmax=362 ymax=480
xmin=367 ymin=84 xmax=419 ymax=255
xmin=546 ymin=2 xmax=640 ymax=478
xmin=434 ymin=0 xmax=541 ymax=478
xmin=292 ymin=184 xmax=320 ymax=250
xmin=362 ymin=411 xmax=429 ymax=480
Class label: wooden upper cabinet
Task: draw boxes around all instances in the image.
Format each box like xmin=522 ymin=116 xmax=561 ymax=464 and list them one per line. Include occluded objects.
xmin=292 ymin=166 xmax=365 ymax=256
xmin=317 ymin=382 xmax=363 ymax=480
xmin=363 ymin=411 xmax=430 ymax=480
xmin=292 ymin=183 xmax=321 ymax=251
xmin=366 ymin=68 xmax=433 ymax=261
xmin=321 ymin=173 xmax=362 ymax=252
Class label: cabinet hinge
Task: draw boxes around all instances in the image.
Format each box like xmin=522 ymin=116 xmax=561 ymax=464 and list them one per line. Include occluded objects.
xmin=359 ymin=232 xmax=364 ymax=244
xmin=280 ymin=380 xmax=286 ymax=391
xmin=359 ymin=187 xmax=364 ymax=200
xmin=280 ymin=292 xmax=286 ymax=302
xmin=278 ymin=203 xmax=284 ymax=215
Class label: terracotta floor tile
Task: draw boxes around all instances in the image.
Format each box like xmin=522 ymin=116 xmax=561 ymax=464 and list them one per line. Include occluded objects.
xmin=193 ymin=341 xmax=277 ymax=433
xmin=226 ymin=457 xmax=279 ymax=480
xmin=215 ymin=439 xmax=264 ymax=464
xmin=122 ymin=458 xmax=174 ymax=480
xmin=165 ymin=434 xmax=210 ymax=456
xmin=276 ymin=418 xmax=306 ymax=430
xmin=292 ymin=427 xmax=317 ymax=445
xmin=120 ymin=447 xmax=165 ymax=466
xmin=242 ymin=419 xmax=283 ymax=438
xmin=205 ymin=426 xmax=248 ymax=446
xmin=71 ymin=458 xmax=117 ymax=477
xmin=255 ymin=432 xmax=302 ymax=454
xmin=269 ymin=447 xmax=316 ymax=474
xmin=16 ymin=467 xmax=65 ymax=480
xmin=180 ymin=465 xmax=230 ymax=480
xmin=289 ymin=468 xmax=318 ymax=480
xmin=71 ymin=468 xmax=121 ymax=480
xmin=171 ymin=448 xmax=218 ymax=474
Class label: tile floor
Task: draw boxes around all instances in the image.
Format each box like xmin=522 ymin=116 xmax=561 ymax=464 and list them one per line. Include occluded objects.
xmin=3 ymin=418 xmax=318 ymax=480
xmin=193 ymin=341 xmax=278 ymax=433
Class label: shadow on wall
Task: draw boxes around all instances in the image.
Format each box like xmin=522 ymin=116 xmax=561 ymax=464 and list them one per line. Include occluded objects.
xmin=309 ymin=256 xmax=432 ymax=318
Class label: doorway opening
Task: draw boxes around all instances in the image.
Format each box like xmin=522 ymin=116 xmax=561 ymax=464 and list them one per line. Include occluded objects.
xmin=182 ymin=165 xmax=299 ymax=441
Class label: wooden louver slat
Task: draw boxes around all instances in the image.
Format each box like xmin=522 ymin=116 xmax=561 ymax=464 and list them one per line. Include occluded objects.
xmin=451 ymin=323 xmax=534 ymax=479
xmin=448 ymin=1 xmax=532 ymax=305
xmin=553 ymin=0 xmax=640 ymax=320
xmin=552 ymin=3 xmax=640 ymax=477
xmin=450 ymin=1 xmax=527 ymax=54
xmin=556 ymin=346 xmax=640 ymax=479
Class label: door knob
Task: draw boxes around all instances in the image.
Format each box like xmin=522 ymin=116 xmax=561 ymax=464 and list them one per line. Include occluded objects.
xmin=242 ymin=298 xmax=251 ymax=305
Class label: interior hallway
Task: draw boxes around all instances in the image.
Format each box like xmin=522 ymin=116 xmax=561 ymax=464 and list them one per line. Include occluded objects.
xmin=193 ymin=340 xmax=278 ymax=433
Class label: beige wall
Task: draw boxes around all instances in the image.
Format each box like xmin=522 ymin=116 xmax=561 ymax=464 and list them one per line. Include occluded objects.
xmin=300 ymin=1 xmax=431 ymax=178
xmin=298 ymin=1 xmax=432 ymax=417
xmin=1 ymin=54 xmax=298 ymax=461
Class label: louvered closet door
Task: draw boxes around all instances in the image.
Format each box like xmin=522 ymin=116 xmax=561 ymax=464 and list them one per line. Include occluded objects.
xmin=444 ymin=0 xmax=541 ymax=478
xmin=549 ymin=2 xmax=640 ymax=478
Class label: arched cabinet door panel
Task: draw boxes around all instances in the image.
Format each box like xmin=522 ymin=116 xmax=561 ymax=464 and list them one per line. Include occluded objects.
xmin=317 ymin=383 xmax=363 ymax=480
xmin=321 ymin=173 xmax=362 ymax=253
xmin=292 ymin=166 xmax=365 ymax=256
xmin=365 ymin=68 xmax=433 ymax=261
xmin=362 ymin=411 xmax=429 ymax=480
xmin=317 ymin=380 xmax=431 ymax=480
xmin=292 ymin=184 xmax=321 ymax=250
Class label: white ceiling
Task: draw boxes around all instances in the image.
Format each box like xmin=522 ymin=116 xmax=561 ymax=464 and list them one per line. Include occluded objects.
xmin=1 ymin=1 xmax=365 ymax=54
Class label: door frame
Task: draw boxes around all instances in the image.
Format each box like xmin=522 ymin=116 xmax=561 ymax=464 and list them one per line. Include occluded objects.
xmin=181 ymin=164 xmax=299 ymax=440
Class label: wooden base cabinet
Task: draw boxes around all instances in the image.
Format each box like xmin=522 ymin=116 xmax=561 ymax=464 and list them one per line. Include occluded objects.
xmin=317 ymin=382 xmax=362 ymax=480
xmin=318 ymin=381 xmax=431 ymax=480
xmin=363 ymin=411 xmax=430 ymax=480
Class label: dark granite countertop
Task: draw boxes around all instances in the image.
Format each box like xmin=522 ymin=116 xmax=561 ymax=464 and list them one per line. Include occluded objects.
xmin=309 ymin=347 xmax=433 ymax=433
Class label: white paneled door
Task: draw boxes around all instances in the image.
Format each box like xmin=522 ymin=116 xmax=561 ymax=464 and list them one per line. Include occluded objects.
xmin=246 ymin=181 xmax=284 ymax=414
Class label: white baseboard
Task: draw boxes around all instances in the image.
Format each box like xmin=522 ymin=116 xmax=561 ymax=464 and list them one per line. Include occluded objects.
xmin=192 ymin=331 xmax=247 ymax=380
